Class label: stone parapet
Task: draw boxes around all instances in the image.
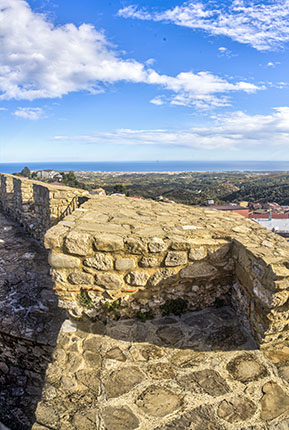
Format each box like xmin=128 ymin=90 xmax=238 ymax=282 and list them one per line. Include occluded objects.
xmin=0 ymin=173 xmax=88 ymax=242
xmin=44 ymin=195 xmax=289 ymax=348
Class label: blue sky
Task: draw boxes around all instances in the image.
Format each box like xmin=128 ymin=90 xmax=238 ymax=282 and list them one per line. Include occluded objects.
xmin=1 ymin=0 xmax=289 ymax=162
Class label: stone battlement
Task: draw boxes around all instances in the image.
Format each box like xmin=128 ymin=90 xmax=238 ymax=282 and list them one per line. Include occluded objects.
xmin=0 ymin=173 xmax=88 ymax=241
xmin=44 ymin=194 xmax=289 ymax=348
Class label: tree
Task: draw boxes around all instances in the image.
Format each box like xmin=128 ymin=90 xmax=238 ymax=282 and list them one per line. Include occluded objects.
xmin=113 ymin=184 xmax=127 ymax=195
xmin=20 ymin=166 xmax=31 ymax=178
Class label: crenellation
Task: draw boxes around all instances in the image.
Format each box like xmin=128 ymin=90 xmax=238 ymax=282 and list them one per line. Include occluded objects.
xmin=0 ymin=173 xmax=88 ymax=242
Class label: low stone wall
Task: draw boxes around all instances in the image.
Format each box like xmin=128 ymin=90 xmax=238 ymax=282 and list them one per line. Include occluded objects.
xmin=44 ymin=195 xmax=289 ymax=348
xmin=0 ymin=174 xmax=88 ymax=242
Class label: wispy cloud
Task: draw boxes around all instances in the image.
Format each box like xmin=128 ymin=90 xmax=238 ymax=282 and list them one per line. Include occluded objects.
xmin=0 ymin=107 xmax=7 ymax=111
xmin=54 ymin=107 xmax=289 ymax=150
xmin=14 ymin=107 xmax=44 ymax=120
xmin=0 ymin=0 xmax=261 ymax=107
xmin=119 ymin=1 xmax=289 ymax=51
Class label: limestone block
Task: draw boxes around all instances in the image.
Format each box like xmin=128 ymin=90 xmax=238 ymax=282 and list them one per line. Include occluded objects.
xmin=49 ymin=253 xmax=81 ymax=269
xmin=139 ymin=256 xmax=159 ymax=267
xmin=68 ymin=272 xmax=94 ymax=285
xmin=44 ymin=224 xmax=69 ymax=249
xmin=260 ymin=381 xmax=289 ymax=421
xmin=95 ymin=272 xmax=123 ymax=290
xmin=208 ymin=244 xmax=231 ymax=263
xmin=148 ymin=237 xmax=168 ymax=253
xmin=189 ymin=246 xmax=207 ymax=261
xmin=125 ymin=238 xmax=147 ymax=254
xmin=232 ymin=225 xmax=251 ymax=234
xmin=126 ymin=271 xmax=150 ymax=286
xmin=165 ymin=251 xmax=187 ymax=267
xmin=170 ymin=238 xmax=191 ymax=250
xmin=150 ymin=268 xmax=176 ymax=287
xmin=94 ymin=234 xmax=124 ymax=251
xmin=115 ymin=258 xmax=136 ymax=271
xmin=65 ymin=231 xmax=92 ymax=255
xmin=84 ymin=253 xmax=113 ymax=271
xmin=180 ymin=262 xmax=218 ymax=279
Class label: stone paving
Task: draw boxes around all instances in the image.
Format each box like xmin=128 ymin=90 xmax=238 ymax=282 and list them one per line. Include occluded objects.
xmin=33 ymin=308 xmax=289 ymax=430
xmin=0 ymin=212 xmax=289 ymax=430
xmin=0 ymin=212 xmax=65 ymax=430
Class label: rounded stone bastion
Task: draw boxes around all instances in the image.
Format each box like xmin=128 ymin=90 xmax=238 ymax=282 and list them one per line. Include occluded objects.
xmin=44 ymin=195 xmax=289 ymax=349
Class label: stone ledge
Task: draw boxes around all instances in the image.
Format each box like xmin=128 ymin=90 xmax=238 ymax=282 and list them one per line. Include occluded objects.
xmin=44 ymin=195 xmax=289 ymax=348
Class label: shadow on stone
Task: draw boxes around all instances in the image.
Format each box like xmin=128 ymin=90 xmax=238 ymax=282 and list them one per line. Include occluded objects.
xmin=0 ymin=213 xmax=66 ymax=430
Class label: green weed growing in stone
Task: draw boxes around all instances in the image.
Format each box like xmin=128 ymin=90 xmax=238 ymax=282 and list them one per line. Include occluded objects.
xmin=78 ymin=289 xmax=94 ymax=309
xmin=136 ymin=309 xmax=154 ymax=323
xmin=160 ymin=298 xmax=188 ymax=316
xmin=102 ymin=299 xmax=122 ymax=319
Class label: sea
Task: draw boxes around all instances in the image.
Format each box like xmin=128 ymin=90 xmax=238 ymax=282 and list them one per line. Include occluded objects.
xmin=1 ymin=161 xmax=289 ymax=174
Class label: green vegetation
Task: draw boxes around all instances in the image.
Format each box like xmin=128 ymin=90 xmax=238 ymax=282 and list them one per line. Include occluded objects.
xmin=77 ymin=289 xmax=94 ymax=309
xmin=102 ymin=299 xmax=123 ymax=319
xmin=20 ymin=166 xmax=31 ymax=178
xmin=74 ymin=170 xmax=289 ymax=206
xmin=136 ymin=309 xmax=154 ymax=322
xmin=113 ymin=184 xmax=128 ymax=195
xmin=160 ymin=298 xmax=188 ymax=316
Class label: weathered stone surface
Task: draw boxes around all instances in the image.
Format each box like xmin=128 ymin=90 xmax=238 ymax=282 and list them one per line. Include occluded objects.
xmin=180 ymin=262 xmax=219 ymax=279
xmin=178 ymin=369 xmax=230 ymax=396
xmin=44 ymin=224 xmax=69 ymax=249
xmin=115 ymin=258 xmax=136 ymax=271
xmin=65 ymin=231 xmax=92 ymax=256
xmin=130 ymin=345 xmax=164 ymax=362
xmin=217 ymin=396 xmax=257 ymax=422
xmin=102 ymin=406 xmax=139 ymax=430
xmin=155 ymin=405 xmax=223 ymax=430
xmin=95 ymin=272 xmax=123 ymax=290
xmin=93 ymin=234 xmax=124 ymax=251
xmin=148 ymin=237 xmax=168 ymax=253
xmin=147 ymin=363 xmax=176 ymax=379
xmin=189 ymin=246 xmax=207 ymax=261
xmin=126 ymin=271 xmax=150 ymax=286
xmin=49 ymin=253 xmax=81 ymax=269
xmin=165 ymin=251 xmax=187 ymax=267
xmin=84 ymin=253 xmax=113 ymax=271
xmin=206 ymin=326 xmax=247 ymax=349
xmin=105 ymin=367 xmax=144 ymax=398
xmin=171 ymin=350 xmax=202 ymax=368
xmin=76 ymin=369 xmax=100 ymax=393
xmin=260 ymin=382 xmax=289 ymax=421
xmin=72 ymin=410 xmax=96 ymax=430
xmin=105 ymin=347 xmax=126 ymax=361
xmin=278 ymin=365 xmax=289 ymax=382
xmin=137 ymin=386 xmax=181 ymax=417
xmin=83 ymin=351 xmax=102 ymax=368
xmin=67 ymin=271 xmax=94 ymax=285
xmin=35 ymin=404 xmax=59 ymax=429
xmin=227 ymin=354 xmax=268 ymax=383
xmin=82 ymin=336 xmax=101 ymax=353
xmin=209 ymin=244 xmax=231 ymax=262
xmin=125 ymin=238 xmax=147 ymax=254
xmin=139 ymin=256 xmax=159 ymax=267
xmin=156 ymin=326 xmax=183 ymax=345
xmin=149 ymin=268 xmax=176 ymax=286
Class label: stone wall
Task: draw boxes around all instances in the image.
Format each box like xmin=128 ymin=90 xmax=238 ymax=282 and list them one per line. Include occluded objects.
xmin=44 ymin=195 xmax=289 ymax=348
xmin=0 ymin=174 xmax=88 ymax=242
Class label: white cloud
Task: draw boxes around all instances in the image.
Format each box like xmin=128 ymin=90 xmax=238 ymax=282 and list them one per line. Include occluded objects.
xmin=54 ymin=107 xmax=289 ymax=150
xmin=14 ymin=107 xmax=44 ymax=120
xmin=0 ymin=0 xmax=261 ymax=107
xmin=119 ymin=1 xmax=289 ymax=51
xmin=150 ymin=96 xmax=165 ymax=106
xmin=0 ymin=107 xmax=7 ymax=111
